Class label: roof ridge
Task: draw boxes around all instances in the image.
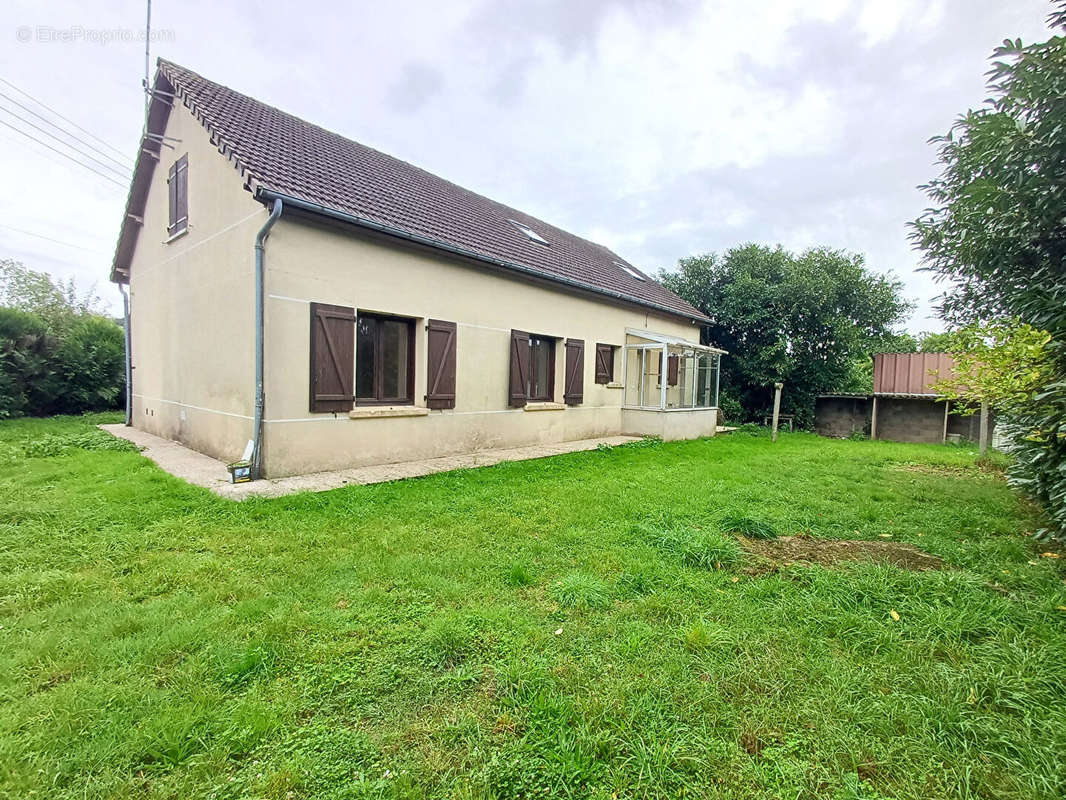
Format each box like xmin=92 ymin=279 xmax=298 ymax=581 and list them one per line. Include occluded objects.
xmin=156 ymin=58 xmax=636 ymax=266
xmin=113 ymin=59 xmax=710 ymax=323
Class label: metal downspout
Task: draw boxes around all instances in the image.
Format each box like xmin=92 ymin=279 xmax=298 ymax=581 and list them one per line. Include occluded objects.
xmin=251 ymin=199 xmax=283 ymax=479
xmin=120 ymin=283 xmax=132 ymax=426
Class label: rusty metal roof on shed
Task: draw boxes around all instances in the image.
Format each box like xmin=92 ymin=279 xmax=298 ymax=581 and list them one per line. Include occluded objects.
xmin=873 ymin=352 xmax=955 ymax=395
xmin=110 ymin=59 xmax=711 ymax=324
xmin=817 ymin=393 xmax=946 ymax=400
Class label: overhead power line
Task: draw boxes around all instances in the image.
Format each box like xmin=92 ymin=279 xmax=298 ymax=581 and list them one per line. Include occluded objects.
xmin=0 ymin=76 xmax=133 ymax=164
xmin=0 ymin=118 xmax=127 ymax=189
xmin=0 ymin=89 xmax=132 ymax=173
xmin=0 ymin=223 xmax=109 ymax=255
xmin=0 ymin=106 xmax=131 ymax=179
xmin=0 ymin=128 xmax=82 ymax=175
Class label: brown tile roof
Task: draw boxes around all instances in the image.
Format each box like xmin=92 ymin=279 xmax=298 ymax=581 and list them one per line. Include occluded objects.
xmin=112 ymin=59 xmax=709 ymax=323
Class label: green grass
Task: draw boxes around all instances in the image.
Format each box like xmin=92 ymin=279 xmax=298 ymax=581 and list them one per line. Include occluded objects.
xmin=1 ymin=413 xmax=1065 ymax=799
xmin=718 ymin=512 xmax=777 ymax=540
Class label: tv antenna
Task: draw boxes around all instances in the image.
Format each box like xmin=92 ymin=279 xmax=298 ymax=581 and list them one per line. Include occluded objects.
xmin=142 ymin=0 xmax=152 ymax=113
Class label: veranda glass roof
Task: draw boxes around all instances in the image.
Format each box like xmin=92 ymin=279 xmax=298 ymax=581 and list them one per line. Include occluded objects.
xmin=623 ymin=328 xmax=728 ymax=354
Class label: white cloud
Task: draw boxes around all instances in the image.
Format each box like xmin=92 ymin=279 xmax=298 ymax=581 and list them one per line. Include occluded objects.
xmin=0 ymin=0 xmax=1056 ymax=333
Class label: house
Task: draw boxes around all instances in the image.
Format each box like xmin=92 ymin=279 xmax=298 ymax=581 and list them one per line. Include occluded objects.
xmin=110 ymin=60 xmax=723 ymax=479
xmin=815 ymin=352 xmax=992 ymax=444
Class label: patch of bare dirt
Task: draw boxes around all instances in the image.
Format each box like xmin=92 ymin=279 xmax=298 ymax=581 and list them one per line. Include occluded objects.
xmin=739 ymin=535 xmax=944 ymax=574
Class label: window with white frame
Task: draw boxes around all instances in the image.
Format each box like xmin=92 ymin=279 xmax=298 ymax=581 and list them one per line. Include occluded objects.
xmin=622 ymin=334 xmax=721 ymax=410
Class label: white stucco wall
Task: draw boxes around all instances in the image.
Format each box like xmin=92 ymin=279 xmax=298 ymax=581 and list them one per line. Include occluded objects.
xmin=124 ymin=103 xmax=717 ymax=477
xmin=126 ymin=102 xmax=266 ymax=462
xmin=259 ymin=218 xmax=709 ymax=476
xmin=621 ymin=408 xmax=718 ymax=441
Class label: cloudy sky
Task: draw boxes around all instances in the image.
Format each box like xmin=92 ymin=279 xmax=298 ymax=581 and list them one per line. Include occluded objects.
xmin=0 ymin=0 xmax=1054 ymax=330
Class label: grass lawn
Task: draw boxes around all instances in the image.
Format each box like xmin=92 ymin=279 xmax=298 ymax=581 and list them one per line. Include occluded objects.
xmin=1 ymin=414 xmax=1065 ymax=800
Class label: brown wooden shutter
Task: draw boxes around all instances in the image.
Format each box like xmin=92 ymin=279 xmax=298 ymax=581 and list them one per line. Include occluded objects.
xmin=667 ymin=354 xmax=679 ymax=386
xmin=426 ymin=319 xmax=457 ymax=409
xmin=174 ymin=154 xmax=188 ymax=230
xmin=509 ymin=330 xmax=530 ymax=407
xmin=309 ymin=302 xmax=355 ymax=412
xmin=167 ymin=161 xmax=177 ymax=231
xmin=594 ymin=343 xmax=613 ymax=384
xmin=564 ymin=338 xmax=584 ymax=405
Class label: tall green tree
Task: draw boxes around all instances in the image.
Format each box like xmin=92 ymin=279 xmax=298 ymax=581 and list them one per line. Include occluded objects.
xmin=930 ymin=322 xmax=1052 ymax=414
xmin=916 ymin=331 xmax=957 ymax=352
xmin=0 ymin=258 xmax=103 ymax=333
xmin=910 ymin=3 xmax=1066 ymax=540
xmin=886 ymin=330 xmax=959 ymax=353
xmin=661 ymin=244 xmax=912 ymax=427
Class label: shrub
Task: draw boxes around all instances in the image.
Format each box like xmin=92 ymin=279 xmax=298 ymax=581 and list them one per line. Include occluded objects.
xmin=717 ymin=393 xmax=745 ymax=425
xmin=0 ymin=307 xmax=124 ymax=418
xmin=52 ymin=315 xmax=125 ymax=414
xmin=0 ymin=308 xmax=52 ymax=418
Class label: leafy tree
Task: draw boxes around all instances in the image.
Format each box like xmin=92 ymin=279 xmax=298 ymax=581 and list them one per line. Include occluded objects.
xmin=661 ymin=244 xmax=912 ymax=427
xmin=0 ymin=258 xmax=104 ymax=333
xmin=931 ymin=322 xmax=1052 ymax=414
xmin=0 ymin=259 xmax=124 ymax=417
xmin=879 ymin=331 xmax=920 ymax=353
xmin=910 ymin=3 xmax=1066 ymax=540
xmin=874 ymin=330 xmax=958 ymax=353
xmin=917 ymin=331 xmax=956 ymax=352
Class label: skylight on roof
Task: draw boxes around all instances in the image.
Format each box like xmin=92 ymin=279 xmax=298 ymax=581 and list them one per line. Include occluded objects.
xmin=507 ymin=219 xmax=549 ymax=246
xmin=615 ymin=262 xmax=646 ymax=281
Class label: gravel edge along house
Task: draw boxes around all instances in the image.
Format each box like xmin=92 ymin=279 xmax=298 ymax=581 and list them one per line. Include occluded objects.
xmin=110 ymin=59 xmax=725 ymax=479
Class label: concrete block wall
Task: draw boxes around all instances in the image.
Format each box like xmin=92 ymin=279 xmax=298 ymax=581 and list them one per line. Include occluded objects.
xmin=814 ymin=397 xmax=871 ymax=438
xmin=874 ymin=398 xmax=947 ymax=443
xmin=815 ymin=396 xmax=994 ymax=444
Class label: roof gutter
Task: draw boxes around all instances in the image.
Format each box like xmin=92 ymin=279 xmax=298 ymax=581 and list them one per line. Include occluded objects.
xmin=254 ymin=188 xmax=713 ymax=326
xmin=251 ymin=198 xmax=283 ymax=480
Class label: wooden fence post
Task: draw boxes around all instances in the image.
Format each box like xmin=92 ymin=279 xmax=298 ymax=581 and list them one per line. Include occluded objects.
xmin=771 ymin=382 xmax=783 ymax=443
xmin=979 ymin=400 xmax=990 ymax=457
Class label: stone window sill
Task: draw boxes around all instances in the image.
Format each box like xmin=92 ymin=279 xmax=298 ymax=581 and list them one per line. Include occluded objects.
xmin=524 ymin=402 xmax=566 ymax=412
xmin=348 ymin=406 xmax=429 ymax=419
xmin=605 ymin=382 xmax=623 ymax=389
xmin=164 ymin=227 xmax=189 ymax=244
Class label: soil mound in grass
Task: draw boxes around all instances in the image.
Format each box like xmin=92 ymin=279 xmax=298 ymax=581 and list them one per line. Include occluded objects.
xmin=740 ymin=535 xmax=944 ymax=574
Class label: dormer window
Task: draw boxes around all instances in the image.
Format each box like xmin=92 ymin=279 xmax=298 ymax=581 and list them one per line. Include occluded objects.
xmin=615 ymin=261 xmax=646 ymax=281
xmin=508 ymin=219 xmax=549 ymax=246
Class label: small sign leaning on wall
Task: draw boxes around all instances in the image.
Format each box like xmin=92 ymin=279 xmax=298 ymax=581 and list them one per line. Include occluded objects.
xmin=227 ymin=460 xmax=252 ymax=483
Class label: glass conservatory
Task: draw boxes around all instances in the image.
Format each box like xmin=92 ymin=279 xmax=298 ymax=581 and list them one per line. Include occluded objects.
xmin=622 ymin=329 xmax=723 ymax=411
